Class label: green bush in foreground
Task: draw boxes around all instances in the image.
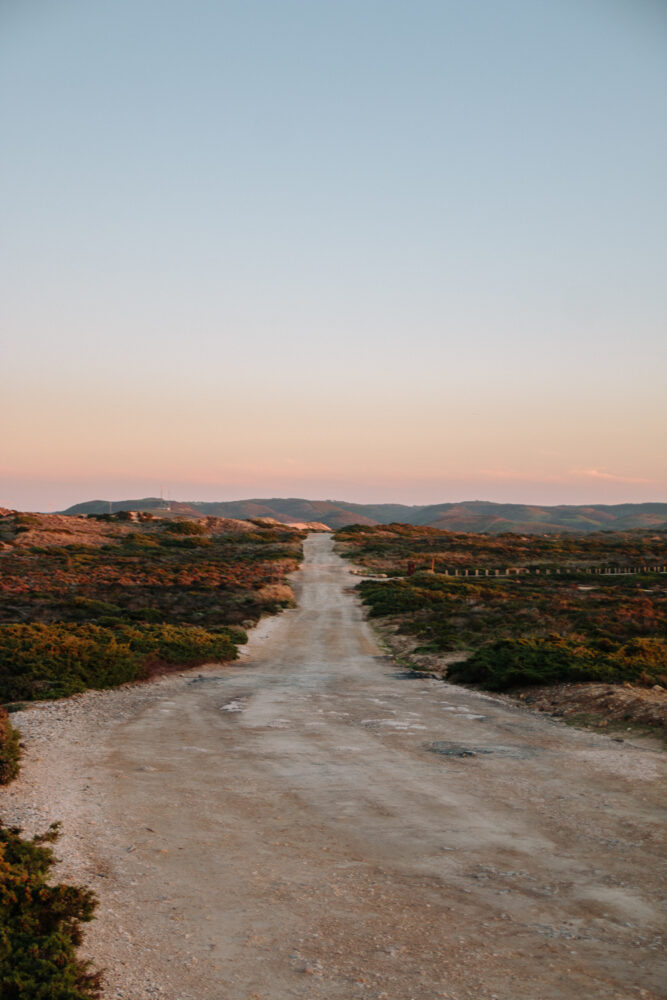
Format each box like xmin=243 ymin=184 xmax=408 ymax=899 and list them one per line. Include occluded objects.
xmin=0 ymin=823 xmax=101 ymax=999
xmin=0 ymin=622 xmax=242 ymax=702
xmin=0 ymin=710 xmax=20 ymax=785
xmin=447 ymin=636 xmax=667 ymax=691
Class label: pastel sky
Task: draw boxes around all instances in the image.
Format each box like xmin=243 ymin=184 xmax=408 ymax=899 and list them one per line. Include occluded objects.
xmin=2 ymin=0 xmax=666 ymax=511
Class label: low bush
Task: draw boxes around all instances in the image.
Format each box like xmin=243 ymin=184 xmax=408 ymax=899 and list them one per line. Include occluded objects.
xmin=447 ymin=636 xmax=667 ymax=691
xmin=358 ymin=579 xmax=449 ymax=617
xmin=121 ymin=533 xmax=160 ymax=549
xmin=0 ymin=623 xmax=241 ymax=702
xmin=159 ymin=535 xmax=211 ymax=549
xmin=0 ymin=709 xmax=20 ymax=784
xmin=164 ymin=520 xmax=206 ymax=535
xmin=0 ymin=823 xmax=102 ymax=999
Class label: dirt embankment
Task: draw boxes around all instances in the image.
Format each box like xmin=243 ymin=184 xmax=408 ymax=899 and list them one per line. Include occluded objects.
xmin=511 ymin=681 xmax=666 ymax=733
xmin=373 ymin=620 xmax=666 ymax=738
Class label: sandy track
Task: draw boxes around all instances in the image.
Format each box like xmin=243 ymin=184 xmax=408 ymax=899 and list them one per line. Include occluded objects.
xmin=3 ymin=534 xmax=665 ymax=1000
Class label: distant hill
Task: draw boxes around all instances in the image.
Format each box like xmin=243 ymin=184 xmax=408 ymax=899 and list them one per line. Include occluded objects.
xmin=58 ymin=497 xmax=667 ymax=534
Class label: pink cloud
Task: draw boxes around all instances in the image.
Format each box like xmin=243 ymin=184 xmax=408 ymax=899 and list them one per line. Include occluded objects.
xmin=572 ymin=468 xmax=654 ymax=485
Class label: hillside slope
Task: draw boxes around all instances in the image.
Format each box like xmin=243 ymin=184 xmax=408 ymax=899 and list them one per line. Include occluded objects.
xmin=58 ymin=498 xmax=667 ymax=533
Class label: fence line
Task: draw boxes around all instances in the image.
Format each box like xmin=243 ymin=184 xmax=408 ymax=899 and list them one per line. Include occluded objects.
xmin=429 ymin=565 xmax=667 ymax=578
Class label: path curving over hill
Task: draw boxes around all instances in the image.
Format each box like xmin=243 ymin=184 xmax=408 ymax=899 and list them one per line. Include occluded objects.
xmin=4 ymin=534 xmax=665 ymax=1000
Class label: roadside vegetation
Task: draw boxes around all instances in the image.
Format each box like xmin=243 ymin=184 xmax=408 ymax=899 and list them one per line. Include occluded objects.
xmin=0 ymin=622 xmax=242 ymax=702
xmin=336 ymin=521 xmax=667 ymax=574
xmin=1 ymin=667 xmax=97 ymax=999
xmin=0 ymin=512 xmax=304 ymax=704
xmin=336 ymin=524 xmax=667 ymax=698
xmin=0 ymin=821 xmax=102 ymax=999
xmin=0 ymin=708 xmax=21 ymax=785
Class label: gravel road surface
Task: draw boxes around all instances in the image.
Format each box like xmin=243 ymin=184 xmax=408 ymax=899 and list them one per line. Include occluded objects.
xmin=3 ymin=533 xmax=665 ymax=1000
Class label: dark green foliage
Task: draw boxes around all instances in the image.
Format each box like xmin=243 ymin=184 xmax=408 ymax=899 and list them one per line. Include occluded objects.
xmin=158 ymin=535 xmax=211 ymax=549
xmin=164 ymin=519 xmax=206 ymax=535
xmin=0 ymin=710 xmax=21 ymax=785
xmin=68 ymin=598 xmax=123 ymax=619
xmin=0 ymin=823 xmax=102 ymax=999
xmin=120 ymin=532 xmax=160 ymax=549
xmin=0 ymin=623 xmax=240 ymax=702
xmin=359 ymin=578 xmax=456 ymax=618
xmin=448 ymin=636 xmax=667 ymax=690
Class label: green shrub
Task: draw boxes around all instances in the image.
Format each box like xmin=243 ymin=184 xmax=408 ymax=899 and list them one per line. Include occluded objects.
xmin=159 ymin=535 xmax=211 ymax=548
xmin=447 ymin=635 xmax=667 ymax=691
xmin=0 ymin=623 xmax=240 ymax=702
xmin=357 ymin=580 xmax=449 ymax=617
xmin=164 ymin=520 xmax=205 ymax=535
xmin=68 ymin=598 xmax=123 ymax=619
xmin=13 ymin=515 xmax=39 ymax=528
xmin=0 ymin=709 xmax=20 ymax=785
xmin=121 ymin=533 xmax=159 ymax=548
xmin=0 ymin=823 xmax=102 ymax=998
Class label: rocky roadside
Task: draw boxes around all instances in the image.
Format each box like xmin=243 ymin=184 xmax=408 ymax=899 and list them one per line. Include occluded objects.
xmin=0 ymin=671 xmax=208 ymax=998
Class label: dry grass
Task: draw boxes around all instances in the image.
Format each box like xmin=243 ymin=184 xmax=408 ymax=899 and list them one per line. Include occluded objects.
xmin=257 ymin=584 xmax=296 ymax=605
xmin=2 ymin=513 xmax=132 ymax=549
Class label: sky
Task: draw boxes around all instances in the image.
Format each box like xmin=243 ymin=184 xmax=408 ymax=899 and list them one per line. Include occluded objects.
xmin=1 ymin=0 xmax=666 ymax=512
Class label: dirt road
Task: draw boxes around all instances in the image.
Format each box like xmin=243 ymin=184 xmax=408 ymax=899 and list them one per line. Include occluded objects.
xmin=5 ymin=534 xmax=665 ymax=999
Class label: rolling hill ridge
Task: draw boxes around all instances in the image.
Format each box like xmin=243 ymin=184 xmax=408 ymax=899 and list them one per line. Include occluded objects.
xmin=58 ymin=498 xmax=667 ymax=534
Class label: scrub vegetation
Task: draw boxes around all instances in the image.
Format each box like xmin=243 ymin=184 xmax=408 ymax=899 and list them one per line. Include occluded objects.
xmin=0 ymin=512 xmax=304 ymax=703
xmin=0 ymin=708 xmax=21 ymax=785
xmin=0 ymin=822 xmax=102 ymax=999
xmin=336 ymin=524 xmax=667 ymax=693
